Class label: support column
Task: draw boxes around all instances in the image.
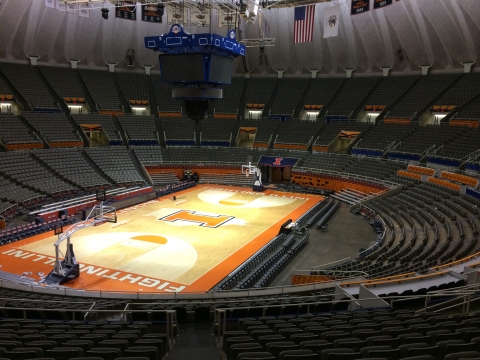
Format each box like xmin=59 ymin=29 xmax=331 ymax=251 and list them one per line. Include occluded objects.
xmin=461 ymin=62 xmax=476 ymax=73
xmin=419 ymin=64 xmax=432 ymax=75
xmin=343 ymin=68 xmax=355 ymax=78
xmin=380 ymin=67 xmax=392 ymax=77
xmin=106 ymin=62 xmax=117 ymax=73
xmin=309 ymin=69 xmax=319 ymax=78
xmin=142 ymin=65 xmax=153 ymax=75
xmin=275 ymin=69 xmax=285 ymax=78
xmin=27 ymin=55 xmax=40 ymax=66
xmin=68 ymin=59 xmax=80 ymax=69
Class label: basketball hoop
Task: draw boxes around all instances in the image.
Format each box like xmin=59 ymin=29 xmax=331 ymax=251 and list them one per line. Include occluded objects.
xmin=242 ymin=164 xmax=256 ymax=177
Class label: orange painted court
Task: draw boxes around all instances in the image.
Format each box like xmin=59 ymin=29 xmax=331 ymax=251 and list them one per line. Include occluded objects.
xmin=0 ymin=185 xmax=323 ymax=294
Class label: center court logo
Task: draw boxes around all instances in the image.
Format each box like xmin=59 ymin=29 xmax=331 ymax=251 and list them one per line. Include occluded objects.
xmin=159 ymin=210 xmax=234 ymax=228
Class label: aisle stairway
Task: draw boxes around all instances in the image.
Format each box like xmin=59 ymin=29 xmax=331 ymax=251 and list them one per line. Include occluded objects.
xmin=169 ymin=324 xmax=219 ymax=360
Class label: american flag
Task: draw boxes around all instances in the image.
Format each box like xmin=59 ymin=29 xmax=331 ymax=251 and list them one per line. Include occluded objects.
xmin=294 ymin=4 xmax=315 ymax=43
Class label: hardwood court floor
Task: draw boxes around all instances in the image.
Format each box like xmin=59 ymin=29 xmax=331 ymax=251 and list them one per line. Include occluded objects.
xmin=0 ymin=185 xmax=323 ymax=294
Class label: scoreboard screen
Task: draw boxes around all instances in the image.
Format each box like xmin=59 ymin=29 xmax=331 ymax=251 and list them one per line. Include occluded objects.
xmin=208 ymin=54 xmax=234 ymax=84
xmin=159 ymin=53 xmax=206 ymax=83
xmin=159 ymin=53 xmax=234 ymax=84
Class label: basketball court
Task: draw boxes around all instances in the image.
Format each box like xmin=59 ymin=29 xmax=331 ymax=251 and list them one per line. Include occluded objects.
xmin=0 ymin=185 xmax=323 ymax=294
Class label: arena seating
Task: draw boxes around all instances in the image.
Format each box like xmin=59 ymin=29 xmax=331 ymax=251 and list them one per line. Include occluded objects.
xmin=456 ymin=96 xmax=480 ymax=120
xmin=132 ymin=146 xmax=164 ymax=165
xmin=214 ymin=148 xmax=253 ymax=164
xmin=353 ymin=123 xmax=418 ymax=157
xmin=79 ymin=69 xmax=122 ymax=111
xmin=303 ymin=78 xmax=344 ymax=112
xmin=274 ymin=119 xmax=323 ymax=149
xmin=117 ymin=114 xmax=158 ymax=145
xmin=39 ymin=66 xmax=84 ymax=100
xmin=0 ymin=115 xmax=43 ymax=149
xmin=22 ymin=113 xmax=81 ymax=145
xmin=161 ymin=117 xmax=196 ymax=145
xmin=340 ymin=178 xmax=479 ymax=279
xmin=149 ymin=171 xmax=179 ymax=185
xmin=0 ymin=70 xmax=480 ymax=335
xmin=238 ymin=118 xmax=280 ymax=147
xmin=84 ymin=146 xmax=146 ymax=185
xmin=245 ymin=78 xmax=277 ymax=109
xmin=116 ymin=72 xmax=150 ymax=106
xmin=389 ymin=124 xmax=467 ymax=161
xmin=428 ymin=127 xmax=480 ymax=164
xmin=299 ymin=153 xmax=354 ymax=173
xmin=434 ymin=72 xmax=480 ymax=110
xmin=313 ymin=121 xmax=372 ymax=150
xmin=200 ymin=118 xmax=236 ymax=146
xmin=0 ymin=200 xmax=17 ymax=218
xmin=0 ymin=73 xmax=12 ymax=97
xmin=218 ymin=306 xmax=480 ymax=360
xmin=162 ymin=147 xmax=214 ymax=163
xmin=72 ymin=114 xmax=123 ymax=145
xmin=270 ymin=79 xmax=309 ymax=116
xmin=326 ymin=77 xmax=380 ymax=117
xmin=160 ymin=147 xmax=304 ymax=165
xmin=0 ymin=288 xmax=478 ymax=360
xmin=0 ymin=174 xmax=42 ymax=206
xmin=32 ymin=147 xmax=111 ymax=189
xmin=387 ymin=74 xmax=460 ymax=118
xmin=0 ymin=215 xmax=76 ymax=243
xmin=0 ymin=151 xmax=75 ymax=196
xmin=152 ymin=77 xmax=181 ymax=114
xmin=0 ymin=63 xmax=59 ymax=110
xmin=215 ymin=77 xmax=245 ymax=115
xmin=364 ymin=75 xmax=419 ymax=108
xmin=199 ymin=172 xmax=254 ymax=187
xmin=343 ymin=157 xmax=407 ymax=180
xmin=296 ymin=154 xmax=406 ymax=181
xmin=466 ymin=155 xmax=480 ymax=174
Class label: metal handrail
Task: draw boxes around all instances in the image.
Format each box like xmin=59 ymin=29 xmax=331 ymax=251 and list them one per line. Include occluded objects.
xmin=311 ymin=257 xmax=352 ymax=270
xmin=292 ymin=166 xmax=401 ymax=188
xmin=292 ymin=269 xmax=369 ymax=278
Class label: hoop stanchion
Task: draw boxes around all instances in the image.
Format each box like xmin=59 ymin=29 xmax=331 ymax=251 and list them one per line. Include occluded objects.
xmin=242 ymin=162 xmax=264 ymax=192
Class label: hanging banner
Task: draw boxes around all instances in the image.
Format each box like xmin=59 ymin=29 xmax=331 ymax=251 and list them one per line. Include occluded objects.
xmin=115 ymin=1 xmax=137 ymax=20
xmin=373 ymin=0 xmax=392 ymax=9
xmin=167 ymin=5 xmax=186 ymax=25
xmin=351 ymin=0 xmax=370 ymax=15
xmin=55 ymin=0 xmax=66 ymax=11
xmin=66 ymin=3 xmax=77 ymax=13
xmin=323 ymin=5 xmax=340 ymax=38
xmin=190 ymin=7 xmax=210 ymax=26
xmin=218 ymin=12 xmax=236 ymax=28
xmin=78 ymin=3 xmax=90 ymax=18
xmin=45 ymin=0 xmax=54 ymax=9
xmin=142 ymin=4 xmax=163 ymax=22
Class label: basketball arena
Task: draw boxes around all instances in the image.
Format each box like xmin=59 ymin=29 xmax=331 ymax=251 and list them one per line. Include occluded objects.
xmin=0 ymin=0 xmax=480 ymax=359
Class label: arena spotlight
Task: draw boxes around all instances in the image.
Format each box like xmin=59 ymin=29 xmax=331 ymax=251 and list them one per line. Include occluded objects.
xmin=101 ymin=7 xmax=109 ymax=20
xmin=156 ymin=3 xmax=165 ymax=16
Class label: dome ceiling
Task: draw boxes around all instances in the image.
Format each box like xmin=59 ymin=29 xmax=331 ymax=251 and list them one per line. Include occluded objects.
xmin=0 ymin=0 xmax=478 ymax=75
